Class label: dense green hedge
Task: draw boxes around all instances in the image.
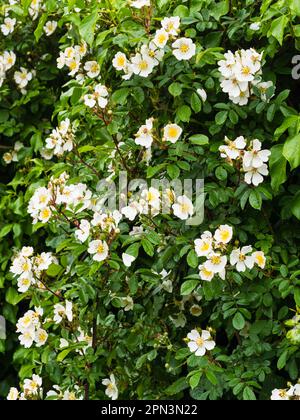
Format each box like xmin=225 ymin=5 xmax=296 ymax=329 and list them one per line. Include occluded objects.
xmin=1 ymin=0 xmax=300 ymax=400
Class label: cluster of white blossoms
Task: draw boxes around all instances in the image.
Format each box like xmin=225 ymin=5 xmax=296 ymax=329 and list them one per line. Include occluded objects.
xmin=0 ymin=49 xmax=16 ymax=87
xmin=218 ymin=48 xmax=268 ymax=105
xmin=44 ymin=118 xmax=75 ymax=158
xmin=10 ymin=246 xmax=54 ymax=293
xmin=7 ymin=376 xmax=83 ymax=400
xmin=134 ymin=118 xmax=182 ymax=148
xmin=219 ymin=137 xmax=271 ymax=186
xmin=2 ymin=141 xmax=23 ymax=165
xmin=271 ymin=383 xmax=300 ymax=400
xmin=84 ymin=83 xmax=109 ymax=109
xmin=186 ymin=329 xmax=216 ymax=357
xmin=113 ymin=16 xmax=195 ymax=80
xmin=194 ymin=224 xmax=266 ymax=282
xmin=7 ymin=374 xmax=43 ymax=400
xmin=16 ymin=307 xmax=48 ymax=348
xmin=121 ymin=187 xmax=193 ymax=221
xmin=102 ymin=374 xmax=118 ymax=400
xmin=46 ymin=385 xmax=83 ymax=400
xmin=27 ymin=172 xmax=92 ymax=224
xmin=57 ymin=42 xmax=102 ymax=82
xmin=1 ymin=17 xmax=16 ymax=36
xmin=60 ymin=327 xmax=92 ymax=354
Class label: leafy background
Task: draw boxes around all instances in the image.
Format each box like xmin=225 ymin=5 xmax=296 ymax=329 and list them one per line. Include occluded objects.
xmin=0 ymin=0 xmax=300 ymax=400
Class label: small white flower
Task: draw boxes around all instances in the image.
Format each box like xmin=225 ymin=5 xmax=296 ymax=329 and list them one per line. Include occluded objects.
xmin=172 ymin=38 xmax=196 ymax=61
xmin=129 ymin=0 xmax=150 ymax=8
xmin=270 ymin=388 xmax=289 ymax=401
xmin=3 ymin=152 xmax=12 ymax=164
xmin=75 ymin=220 xmax=90 ymax=243
xmin=204 ymin=253 xmax=227 ymax=274
xmin=112 ymin=52 xmax=127 ymax=71
xmin=214 ymin=224 xmax=233 ymax=244
xmin=198 ymin=264 xmax=214 ymax=282
xmin=17 ymin=273 xmax=33 ymax=293
xmin=243 ymin=139 xmax=271 ymax=168
xmin=121 ymin=296 xmax=134 ymax=311
xmin=243 ymin=163 xmax=269 ymax=186
xmin=1 ymin=17 xmax=16 ymax=36
xmin=84 ymin=61 xmax=100 ymax=78
xmin=35 ymin=328 xmax=48 ymax=347
xmin=94 ymin=83 xmax=109 ymax=108
xmin=134 ymin=118 xmax=154 ymax=148
xmin=3 ymin=50 xmax=16 ymax=70
xmin=163 ymin=123 xmax=182 ymax=143
xmin=131 ymin=53 xmax=155 ymax=77
xmin=252 ymin=251 xmax=266 ymax=269
xmin=102 ymin=374 xmax=118 ymax=400
xmin=14 ymin=67 xmax=33 ymax=89
xmin=187 ymin=329 xmax=216 ymax=356
xmin=122 ymin=253 xmax=136 ymax=267
xmin=230 ymin=246 xmax=254 ymax=272
xmin=23 ymin=375 xmax=42 ymax=396
xmin=161 ymin=16 xmax=180 ymax=36
xmin=172 ymin=195 xmax=194 ymax=220
xmin=153 ymin=29 xmax=169 ymax=48
xmin=7 ymin=387 xmax=19 ymax=400
xmin=219 ymin=136 xmax=246 ymax=160
xmin=19 ymin=329 xmax=35 ymax=348
xmin=84 ymin=94 xmax=96 ymax=108
xmin=194 ymin=231 xmax=213 ymax=257
xmin=53 ymin=300 xmax=73 ymax=324
xmin=88 ymin=240 xmax=109 ymax=262
xmin=43 ymin=20 xmax=57 ymax=36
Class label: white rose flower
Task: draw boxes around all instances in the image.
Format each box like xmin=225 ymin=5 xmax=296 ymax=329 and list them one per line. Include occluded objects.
xmin=230 ymin=246 xmax=254 ymax=272
xmin=187 ymin=329 xmax=216 ymax=356
xmin=163 ymin=124 xmax=182 ymax=143
xmin=102 ymin=374 xmax=118 ymax=400
xmin=172 ymin=38 xmax=196 ymax=61
xmin=88 ymin=240 xmax=109 ymax=262
xmin=43 ymin=20 xmax=57 ymax=36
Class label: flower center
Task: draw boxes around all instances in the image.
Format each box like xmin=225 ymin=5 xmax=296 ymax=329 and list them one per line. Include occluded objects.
xmin=180 ymin=44 xmax=189 ymax=53
xmin=211 ymin=256 xmax=221 ymax=265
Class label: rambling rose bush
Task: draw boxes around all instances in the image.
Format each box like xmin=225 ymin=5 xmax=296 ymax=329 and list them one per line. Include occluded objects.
xmin=1 ymin=0 xmax=300 ymax=401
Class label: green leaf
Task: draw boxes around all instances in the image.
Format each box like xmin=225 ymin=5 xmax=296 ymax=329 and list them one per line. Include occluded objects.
xmin=291 ymin=192 xmax=300 ymax=220
xmin=34 ymin=13 xmax=48 ymax=42
xmin=277 ymin=350 xmax=288 ymax=370
xmin=187 ymin=249 xmax=199 ymax=268
xmin=232 ymin=312 xmax=245 ymax=330
xmin=46 ymin=264 xmax=62 ymax=277
xmin=141 ymin=238 xmax=154 ymax=257
xmin=6 ymin=288 xmax=24 ymax=305
xmin=267 ymin=15 xmax=289 ymax=45
xmin=215 ymin=111 xmax=228 ymax=125
xmin=0 ymin=224 xmax=12 ymax=238
xmin=180 ymin=279 xmax=199 ymax=296
xmin=165 ymin=377 xmax=188 ymax=395
xmin=205 ymin=370 xmax=218 ymax=385
xmin=79 ymin=7 xmax=99 ymax=46
xmin=283 ymin=134 xmax=300 ymax=170
xmin=189 ymin=371 xmax=202 ymax=389
xmin=249 ymin=190 xmax=262 ymax=210
xmin=56 ymin=348 xmax=73 ymax=362
xmin=269 ymin=145 xmax=287 ymax=191
xmin=243 ymin=386 xmax=256 ymax=400
xmin=294 ymin=288 xmax=300 ymax=307
xmin=167 ymin=164 xmax=180 ymax=179
xmin=189 ymin=134 xmax=209 ymax=145
xmin=168 ymin=82 xmax=182 ymax=97
xmin=191 ymin=92 xmax=202 ymax=113
xmin=176 ymin=105 xmax=192 ymax=123
xmin=111 ymin=88 xmax=130 ymax=105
